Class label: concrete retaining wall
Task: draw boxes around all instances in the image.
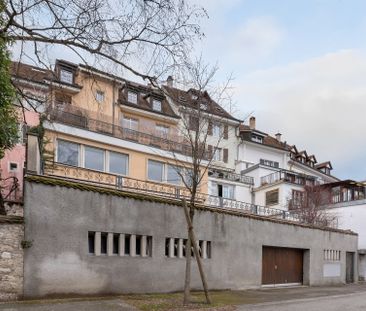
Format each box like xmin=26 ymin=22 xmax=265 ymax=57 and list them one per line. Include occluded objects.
xmin=23 ymin=177 xmax=358 ymax=298
xmin=0 ymin=216 xmax=24 ymax=301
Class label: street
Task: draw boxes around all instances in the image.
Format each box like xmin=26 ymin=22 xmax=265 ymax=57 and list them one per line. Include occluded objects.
xmin=240 ymin=291 xmax=366 ymax=311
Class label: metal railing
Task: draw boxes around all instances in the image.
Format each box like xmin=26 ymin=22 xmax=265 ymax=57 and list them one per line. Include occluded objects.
xmin=260 ymin=169 xmax=317 ymax=187
xmin=48 ymin=108 xmax=200 ymax=159
xmin=208 ymin=169 xmax=254 ymax=185
xmin=44 ymin=161 xmax=301 ymax=223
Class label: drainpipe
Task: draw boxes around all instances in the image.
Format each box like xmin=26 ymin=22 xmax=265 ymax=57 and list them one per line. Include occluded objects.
xmin=112 ymin=78 xmax=116 ymax=135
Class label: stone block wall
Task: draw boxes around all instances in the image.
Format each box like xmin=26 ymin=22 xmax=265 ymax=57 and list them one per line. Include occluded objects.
xmin=0 ymin=216 xmax=24 ymax=301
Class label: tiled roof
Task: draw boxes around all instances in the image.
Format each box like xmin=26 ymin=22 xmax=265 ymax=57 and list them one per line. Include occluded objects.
xmin=11 ymin=61 xmax=54 ymax=84
xmin=119 ymin=82 xmax=180 ymax=119
xmin=164 ymin=86 xmax=240 ymax=122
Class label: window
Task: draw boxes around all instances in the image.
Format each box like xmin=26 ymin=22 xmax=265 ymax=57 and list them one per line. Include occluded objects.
xmin=88 ymin=232 xmax=95 ymax=254
xmin=84 ymin=146 xmax=105 ymax=171
xmin=96 ymin=90 xmax=105 ymax=102
xmin=60 ymin=69 xmax=73 ymax=84
xmin=212 ymin=123 xmax=221 ymax=137
xmin=266 ymin=189 xmax=279 ymax=206
xmin=109 ymin=151 xmax=128 ymax=175
xmin=100 ymin=233 xmax=108 ymax=255
xmin=324 ymin=249 xmax=341 ymax=261
xmin=156 ymin=124 xmax=169 ymax=137
xmin=9 ymin=162 xmax=18 ymax=172
xmin=57 ymin=140 xmax=79 ymax=166
xmin=113 ymin=234 xmax=119 ymax=255
xmin=124 ymin=235 xmax=131 ymax=255
xmin=213 ymin=148 xmax=222 ymax=162
xmin=252 ymin=134 xmax=263 ymax=143
xmin=189 ymin=116 xmax=199 ymax=131
xmin=167 ymin=165 xmax=181 ymax=185
xmin=127 ymin=91 xmax=138 ymax=104
xmin=122 ymin=117 xmax=139 ymax=130
xmin=200 ymin=103 xmax=207 ymax=110
xmin=148 ymin=160 xmax=164 ymax=182
xmin=165 ymin=237 xmax=212 ymax=259
xmin=215 ymin=183 xmax=235 ymax=199
xmin=136 ymin=235 xmax=142 ymax=256
xmin=152 ymin=99 xmax=162 ymax=111
xmin=291 ymin=190 xmax=304 ymax=209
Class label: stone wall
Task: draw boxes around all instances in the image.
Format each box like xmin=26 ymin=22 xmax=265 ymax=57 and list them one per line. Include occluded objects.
xmin=0 ymin=216 xmax=24 ymax=301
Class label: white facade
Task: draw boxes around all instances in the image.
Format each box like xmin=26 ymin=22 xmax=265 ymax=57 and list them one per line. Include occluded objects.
xmin=326 ymin=200 xmax=366 ymax=280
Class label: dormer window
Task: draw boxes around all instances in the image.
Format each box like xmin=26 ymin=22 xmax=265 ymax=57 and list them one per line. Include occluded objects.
xmin=251 ymin=134 xmax=263 ymax=143
xmin=60 ymin=69 xmax=73 ymax=84
xmin=127 ymin=91 xmax=138 ymax=104
xmin=152 ymin=99 xmax=162 ymax=112
xmin=192 ymin=94 xmax=198 ymax=100
xmin=200 ymin=103 xmax=207 ymax=110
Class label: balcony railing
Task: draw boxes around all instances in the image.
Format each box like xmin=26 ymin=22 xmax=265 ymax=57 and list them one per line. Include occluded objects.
xmin=48 ymin=108 xmax=199 ymax=158
xmin=260 ymin=169 xmax=317 ymax=187
xmin=208 ymin=169 xmax=253 ymax=185
xmin=44 ymin=161 xmax=302 ymax=223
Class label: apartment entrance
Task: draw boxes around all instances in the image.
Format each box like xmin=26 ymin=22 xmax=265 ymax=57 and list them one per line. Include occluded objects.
xmin=262 ymin=246 xmax=303 ymax=286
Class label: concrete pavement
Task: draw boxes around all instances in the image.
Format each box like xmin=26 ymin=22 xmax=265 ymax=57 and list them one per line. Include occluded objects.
xmin=239 ymin=291 xmax=366 ymax=311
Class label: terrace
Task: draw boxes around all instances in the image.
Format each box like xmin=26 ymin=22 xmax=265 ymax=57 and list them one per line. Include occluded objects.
xmin=44 ymin=161 xmax=300 ymax=223
xmin=208 ymin=169 xmax=254 ymax=185
xmin=48 ymin=107 xmax=197 ymax=158
xmin=260 ymin=169 xmax=317 ymax=187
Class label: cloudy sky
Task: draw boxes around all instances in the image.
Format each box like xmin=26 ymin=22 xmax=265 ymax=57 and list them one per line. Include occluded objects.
xmin=195 ymin=0 xmax=366 ymax=181
xmin=12 ymin=0 xmax=366 ymax=181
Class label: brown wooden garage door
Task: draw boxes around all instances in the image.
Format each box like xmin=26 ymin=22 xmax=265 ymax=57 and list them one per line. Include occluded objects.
xmin=262 ymin=246 xmax=303 ymax=285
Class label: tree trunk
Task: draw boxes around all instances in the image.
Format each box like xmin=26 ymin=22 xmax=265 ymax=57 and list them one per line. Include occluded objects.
xmin=182 ymin=199 xmax=211 ymax=304
xmin=183 ymin=229 xmax=191 ymax=305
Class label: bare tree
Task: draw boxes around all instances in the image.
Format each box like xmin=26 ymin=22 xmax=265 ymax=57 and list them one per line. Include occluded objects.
xmin=287 ymin=185 xmax=337 ymax=227
xmin=163 ymin=58 xmax=237 ymax=305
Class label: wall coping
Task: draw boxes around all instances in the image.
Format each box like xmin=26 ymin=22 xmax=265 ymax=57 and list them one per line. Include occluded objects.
xmin=24 ymin=174 xmax=358 ymax=236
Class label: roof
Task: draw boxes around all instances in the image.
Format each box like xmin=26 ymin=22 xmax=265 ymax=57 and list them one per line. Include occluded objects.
xmin=11 ymin=61 xmax=54 ymax=85
xmin=119 ymin=82 xmax=180 ymax=119
xmin=315 ymin=161 xmax=333 ymax=170
xmin=163 ymin=86 xmax=240 ymax=122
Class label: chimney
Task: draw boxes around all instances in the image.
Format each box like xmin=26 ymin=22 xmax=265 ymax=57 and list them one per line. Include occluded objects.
xmin=249 ymin=116 xmax=256 ymax=130
xmin=166 ymin=75 xmax=173 ymax=87
xmin=275 ymin=132 xmax=282 ymax=142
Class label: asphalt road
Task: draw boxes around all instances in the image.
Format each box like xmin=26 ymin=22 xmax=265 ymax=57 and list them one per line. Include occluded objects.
xmin=239 ymin=291 xmax=366 ymax=311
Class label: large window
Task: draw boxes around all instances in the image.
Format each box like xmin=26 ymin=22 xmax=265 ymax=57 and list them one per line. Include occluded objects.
xmin=213 ymin=183 xmax=235 ymax=199
xmin=148 ymin=160 xmax=164 ymax=182
xmin=109 ymin=151 xmax=128 ymax=175
xmin=57 ymin=140 xmax=79 ymax=166
xmin=85 ymin=146 xmax=105 ymax=171
xmin=122 ymin=117 xmax=139 ymax=131
xmin=167 ymin=165 xmax=181 ymax=185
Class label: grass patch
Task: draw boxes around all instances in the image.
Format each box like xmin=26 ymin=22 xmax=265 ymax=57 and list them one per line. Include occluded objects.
xmin=122 ymin=290 xmax=258 ymax=310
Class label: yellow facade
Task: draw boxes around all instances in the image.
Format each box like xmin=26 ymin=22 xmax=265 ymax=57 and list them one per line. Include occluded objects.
xmin=46 ymin=68 xmax=208 ymax=195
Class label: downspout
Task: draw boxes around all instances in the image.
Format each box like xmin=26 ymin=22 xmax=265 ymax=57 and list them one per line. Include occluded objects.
xmin=112 ymin=78 xmax=116 ymax=135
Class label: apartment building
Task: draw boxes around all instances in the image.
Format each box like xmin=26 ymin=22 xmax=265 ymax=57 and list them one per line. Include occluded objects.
xmin=0 ymin=62 xmax=51 ymax=208
xmin=237 ymin=116 xmax=338 ymax=211
xmin=40 ymin=60 xmax=210 ymax=198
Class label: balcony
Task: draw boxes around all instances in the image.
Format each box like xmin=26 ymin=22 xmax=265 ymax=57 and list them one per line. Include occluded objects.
xmin=44 ymin=161 xmax=300 ymax=223
xmin=260 ymin=169 xmax=317 ymax=187
xmin=208 ymin=169 xmax=254 ymax=185
xmin=48 ymin=108 xmax=198 ymax=158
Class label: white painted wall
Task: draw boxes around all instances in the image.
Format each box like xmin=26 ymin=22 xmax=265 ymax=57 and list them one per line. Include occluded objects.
xmin=326 ymin=200 xmax=366 ymax=280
